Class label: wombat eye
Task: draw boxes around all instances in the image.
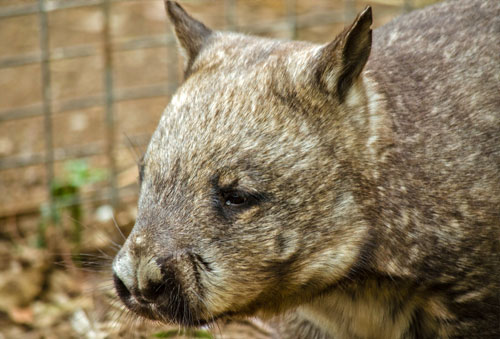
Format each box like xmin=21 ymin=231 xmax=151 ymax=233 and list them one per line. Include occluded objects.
xmin=223 ymin=191 xmax=247 ymax=206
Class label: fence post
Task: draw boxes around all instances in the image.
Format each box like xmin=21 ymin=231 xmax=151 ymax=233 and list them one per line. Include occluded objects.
xmin=225 ymin=0 xmax=237 ymax=30
xmin=404 ymin=0 xmax=413 ymax=13
xmin=38 ymin=0 xmax=55 ymax=219
xmin=285 ymin=0 xmax=297 ymax=40
xmin=344 ymin=0 xmax=357 ymax=24
xmin=102 ymin=0 xmax=118 ymax=208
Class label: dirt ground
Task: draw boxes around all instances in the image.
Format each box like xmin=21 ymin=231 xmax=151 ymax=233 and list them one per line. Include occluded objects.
xmin=0 ymin=1 xmax=440 ymax=338
xmin=0 ymin=210 xmax=273 ymax=339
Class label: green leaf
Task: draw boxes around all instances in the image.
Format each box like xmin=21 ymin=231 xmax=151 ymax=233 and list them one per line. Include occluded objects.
xmin=153 ymin=329 xmax=213 ymax=338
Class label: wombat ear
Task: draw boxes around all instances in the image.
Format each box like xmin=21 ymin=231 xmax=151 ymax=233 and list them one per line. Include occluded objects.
xmin=316 ymin=6 xmax=372 ymax=102
xmin=164 ymin=1 xmax=212 ymax=74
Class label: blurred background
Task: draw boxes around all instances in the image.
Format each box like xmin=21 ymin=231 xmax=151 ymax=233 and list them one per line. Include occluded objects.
xmin=0 ymin=0 xmax=441 ymax=338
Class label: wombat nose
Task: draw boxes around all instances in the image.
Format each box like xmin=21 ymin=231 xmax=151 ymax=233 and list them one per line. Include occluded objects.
xmin=113 ymin=252 xmax=196 ymax=323
xmin=113 ymin=269 xmax=167 ymax=304
xmin=113 ymin=254 xmax=183 ymax=305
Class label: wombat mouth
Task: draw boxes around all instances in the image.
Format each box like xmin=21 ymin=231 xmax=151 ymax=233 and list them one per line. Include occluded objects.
xmin=113 ymin=273 xmax=228 ymax=326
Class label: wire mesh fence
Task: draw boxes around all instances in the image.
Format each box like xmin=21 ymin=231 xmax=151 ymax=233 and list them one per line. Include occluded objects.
xmin=0 ymin=0 xmax=420 ymax=220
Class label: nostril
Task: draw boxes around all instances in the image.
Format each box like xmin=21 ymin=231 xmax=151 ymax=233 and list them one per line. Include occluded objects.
xmin=138 ymin=257 xmax=182 ymax=303
xmin=141 ymin=281 xmax=168 ymax=302
xmin=113 ymin=273 xmax=132 ymax=301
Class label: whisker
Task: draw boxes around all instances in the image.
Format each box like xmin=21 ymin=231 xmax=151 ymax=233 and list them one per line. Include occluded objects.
xmin=62 ymin=214 xmax=121 ymax=255
xmin=123 ymin=132 xmax=141 ymax=164
xmin=112 ymin=213 xmax=127 ymax=243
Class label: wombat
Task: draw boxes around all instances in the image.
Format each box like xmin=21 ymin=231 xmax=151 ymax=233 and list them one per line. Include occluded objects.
xmin=112 ymin=0 xmax=500 ymax=338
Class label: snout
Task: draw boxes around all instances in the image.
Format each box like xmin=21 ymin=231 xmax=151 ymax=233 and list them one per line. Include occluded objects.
xmin=112 ymin=251 xmax=206 ymax=325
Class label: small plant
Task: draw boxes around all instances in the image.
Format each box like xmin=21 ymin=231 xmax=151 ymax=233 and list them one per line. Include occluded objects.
xmin=38 ymin=159 xmax=107 ymax=254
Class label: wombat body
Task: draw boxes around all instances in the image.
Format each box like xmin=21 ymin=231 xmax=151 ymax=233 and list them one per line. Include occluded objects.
xmin=112 ymin=1 xmax=500 ymax=338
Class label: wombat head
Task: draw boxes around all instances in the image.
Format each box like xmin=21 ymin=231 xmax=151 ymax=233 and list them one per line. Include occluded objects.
xmin=113 ymin=0 xmax=374 ymax=326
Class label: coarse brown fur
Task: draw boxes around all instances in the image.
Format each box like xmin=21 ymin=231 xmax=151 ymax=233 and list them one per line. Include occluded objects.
xmin=112 ymin=1 xmax=500 ymax=338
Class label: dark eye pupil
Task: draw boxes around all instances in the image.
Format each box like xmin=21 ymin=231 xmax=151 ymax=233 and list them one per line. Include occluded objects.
xmin=225 ymin=192 xmax=246 ymax=206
